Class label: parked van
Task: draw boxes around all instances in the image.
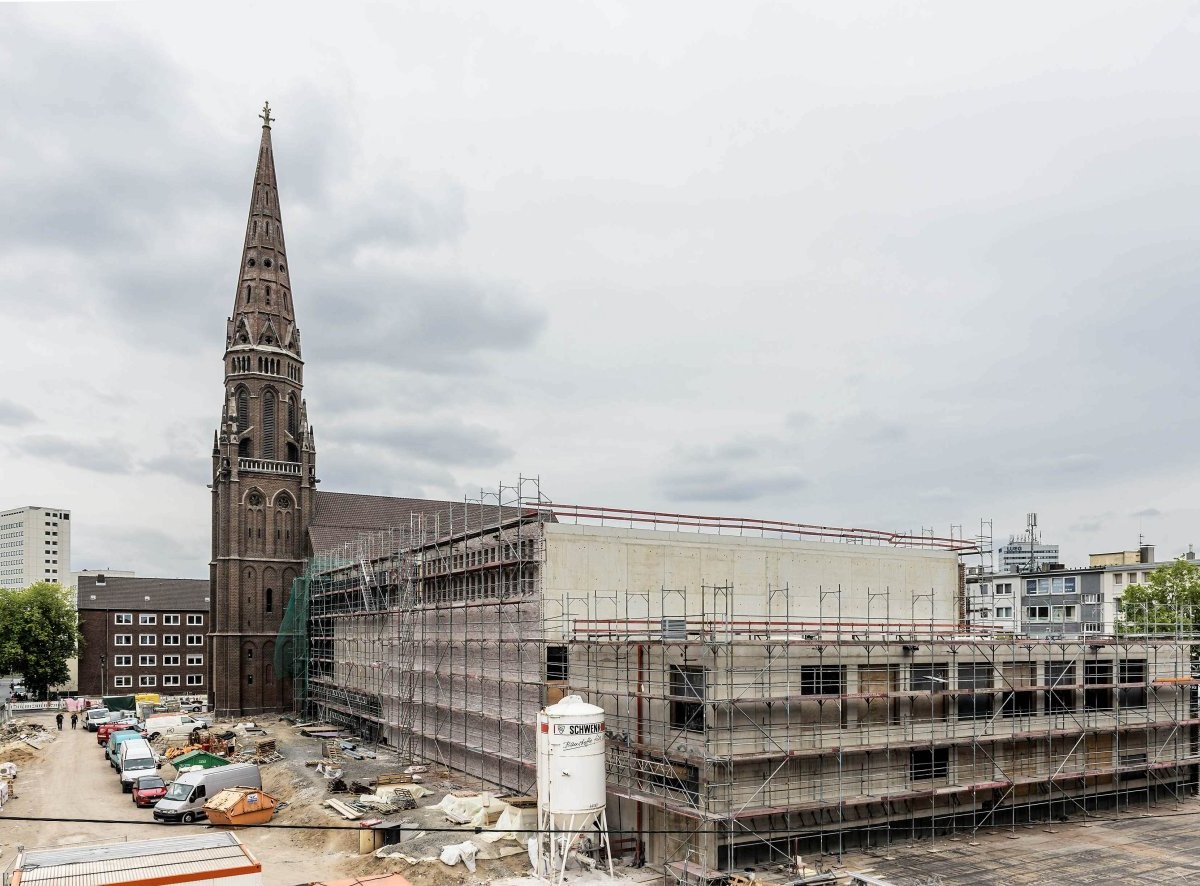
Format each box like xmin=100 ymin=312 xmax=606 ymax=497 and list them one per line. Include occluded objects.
xmin=142 ymin=714 xmax=208 ymax=739
xmin=85 ymin=707 xmax=110 ymax=731
xmin=106 ymin=730 xmax=144 ymax=767
xmin=118 ymin=738 xmax=158 ymax=792
xmin=153 ymin=763 xmax=262 ymax=823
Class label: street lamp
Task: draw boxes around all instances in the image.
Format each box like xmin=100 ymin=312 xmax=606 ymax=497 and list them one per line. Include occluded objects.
xmin=100 ymin=655 xmax=107 ymax=695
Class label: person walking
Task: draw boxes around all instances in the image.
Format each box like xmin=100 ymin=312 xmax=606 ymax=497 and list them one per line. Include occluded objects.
xmin=55 ymin=712 xmax=64 ymax=730
xmin=70 ymin=712 xmax=78 ymax=730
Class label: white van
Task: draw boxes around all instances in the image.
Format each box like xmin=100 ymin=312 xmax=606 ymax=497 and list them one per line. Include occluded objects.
xmin=153 ymin=763 xmax=262 ymax=824
xmin=118 ymin=738 xmax=158 ymax=792
xmin=84 ymin=707 xmax=110 ymax=732
xmin=142 ymin=714 xmax=207 ymax=739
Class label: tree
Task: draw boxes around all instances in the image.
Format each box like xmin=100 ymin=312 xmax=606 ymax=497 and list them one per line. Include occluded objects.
xmin=0 ymin=581 xmax=80 ymax=698
xmin=1116 ymin=558 xmax=1200 ymax=639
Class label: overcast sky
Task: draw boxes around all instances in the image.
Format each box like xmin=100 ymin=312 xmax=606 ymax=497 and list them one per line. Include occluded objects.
xmin=3 ymin=2 xmax=1200 ymax=578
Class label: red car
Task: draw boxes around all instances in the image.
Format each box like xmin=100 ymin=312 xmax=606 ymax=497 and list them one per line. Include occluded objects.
xmin=132 ymin=774 xmax=168 ymax=808
xmin=96 ymin=720 xmax=140 ymax=746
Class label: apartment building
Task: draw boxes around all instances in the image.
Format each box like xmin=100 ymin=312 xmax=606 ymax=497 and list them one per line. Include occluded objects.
xmin=0 ymin=505 xmax=71 ymax=589
xmin=76 ymin=575 xmax=210 ymax=696
xmin=964 ymin=570 xmax=1020 ymax=631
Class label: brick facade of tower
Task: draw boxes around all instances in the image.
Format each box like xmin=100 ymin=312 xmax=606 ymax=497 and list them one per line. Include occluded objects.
xmin=210 ymin=106 xmax=317 ymax=717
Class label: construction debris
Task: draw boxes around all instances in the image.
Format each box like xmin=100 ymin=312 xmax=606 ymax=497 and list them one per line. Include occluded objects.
xmin=439 ymin=841 xmax=479 ymax=872
xmin=324 ymin=798 xmax=363 ymax=820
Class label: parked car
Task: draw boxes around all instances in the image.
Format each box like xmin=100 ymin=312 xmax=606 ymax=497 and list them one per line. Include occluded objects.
xmin=154 ymin=763 xmax=261 ymax=824
xmin=118 ymin=738 xmax=158 ymax=793
xmin=106 ymin=730 xmax=145 ymax=768
xmin=97 ymin=719 xmax=142 ymax=746
xmin=132 ymin=774 xmax=169 ymax=808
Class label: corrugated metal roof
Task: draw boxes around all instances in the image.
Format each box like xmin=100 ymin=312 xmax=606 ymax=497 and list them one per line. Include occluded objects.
xmin=15 ymin=832 xmax=256 ymax=885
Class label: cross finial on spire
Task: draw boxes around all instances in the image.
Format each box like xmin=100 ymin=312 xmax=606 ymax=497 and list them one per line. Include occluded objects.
xmin=260 ymin=101 xmax=274 ymax=128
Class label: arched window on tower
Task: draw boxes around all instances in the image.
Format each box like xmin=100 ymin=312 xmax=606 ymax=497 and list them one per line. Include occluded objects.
xmin=266 ymin=588 xmax=274 ymax=613
xmin=262 ymin=391 xmax=276 ymax=460
xmin=287 ymin=395 xmax=297 ymax=436
xmin=236 ymin=388 xmax=251 ymax=458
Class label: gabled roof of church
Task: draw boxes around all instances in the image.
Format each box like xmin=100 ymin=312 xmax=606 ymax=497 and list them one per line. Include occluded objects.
xmin=308 ymin=489 xmax=538 ymax=554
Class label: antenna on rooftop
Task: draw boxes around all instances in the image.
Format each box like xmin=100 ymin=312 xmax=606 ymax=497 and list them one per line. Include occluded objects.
xmin=1027 ymin=512 xmax=1038 ymax=573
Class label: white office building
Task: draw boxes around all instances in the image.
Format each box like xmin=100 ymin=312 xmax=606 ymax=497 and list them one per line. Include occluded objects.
xmin=0 ymin=506 xmax=72 ymax=589
xmin=997 ymin=532 xmax=1060 ymax=573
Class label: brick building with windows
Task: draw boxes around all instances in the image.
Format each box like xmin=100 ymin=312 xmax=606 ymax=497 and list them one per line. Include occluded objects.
xmin=77 ymin=575 xmax=210 ymax=696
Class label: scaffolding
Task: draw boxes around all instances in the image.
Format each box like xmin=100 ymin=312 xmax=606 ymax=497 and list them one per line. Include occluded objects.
xmin=285 ymin=486 xmax=1200 ymax=876
xmin=567 ymin=586 xmax=1200 ymax=874
xmin=293 ymin=477 xmax=550 ymax=786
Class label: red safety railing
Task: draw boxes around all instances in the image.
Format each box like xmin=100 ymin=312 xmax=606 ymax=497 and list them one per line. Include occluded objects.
xmin=542 ymin=502 xmax=980 ymax=553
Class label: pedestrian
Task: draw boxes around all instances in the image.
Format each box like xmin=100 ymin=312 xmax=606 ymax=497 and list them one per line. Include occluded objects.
xmin=55 ymin=712 xmax=64 ymax=730
xmin=70 ymin=712 xmax=78 ymax=730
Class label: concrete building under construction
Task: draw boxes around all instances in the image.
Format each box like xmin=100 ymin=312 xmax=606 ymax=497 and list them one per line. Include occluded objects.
xmin=280 ymin=479 xmax=1200 ymax=876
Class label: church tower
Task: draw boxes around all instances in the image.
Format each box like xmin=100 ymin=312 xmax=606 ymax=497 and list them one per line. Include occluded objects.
xmin=210 ymin=104 xmax=316 ymax=717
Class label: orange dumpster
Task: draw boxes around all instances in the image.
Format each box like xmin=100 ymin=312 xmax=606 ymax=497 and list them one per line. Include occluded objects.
xmin=203 ymin=786 xmax=280 ymax=826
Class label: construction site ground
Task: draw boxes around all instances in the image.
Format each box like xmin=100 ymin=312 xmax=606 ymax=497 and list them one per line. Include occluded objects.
xmin=0 ymin=711 xmax=614 ymax=886
xmin=837 ymin=799 xmax=1200 ymax=885
xmin=13 ymin=710 xmax=1196 ymax=885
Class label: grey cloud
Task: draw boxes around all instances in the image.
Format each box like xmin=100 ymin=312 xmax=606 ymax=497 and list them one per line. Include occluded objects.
xmin=784 ymin=411 xmax=815 ymax=430
xmin=76 ymin=525 xmax=206 ymax=579
xmin=658 ymin=433 xmax=807 ymax=504
xmin=349 ymin=420 xmax=513 ymax=466
xmin=0 ymin=399 xmax=36 ymax=427
xmin=12 ymin=434 xmax=134 ymax=475
xmin=141 ymin=453 xmax=210 ymax=485
xmin=0 ymin=13 xmax=542 ymax=380
xmin=661 ymin=466 xmax=806 ymax=504
xmin=1132 ymin=508 xmax=1162 ymax=518
xmin=317 ymin=446 xmax=460 ymax=500
xmin=838 ymin=412 xmax=908 ymax=445
xmin=304 ymin=271 xmax=546 ymax=373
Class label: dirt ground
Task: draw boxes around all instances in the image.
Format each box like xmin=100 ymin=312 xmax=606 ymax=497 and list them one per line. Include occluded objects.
xmin=0 ymin=711 xmax=571 ymax=885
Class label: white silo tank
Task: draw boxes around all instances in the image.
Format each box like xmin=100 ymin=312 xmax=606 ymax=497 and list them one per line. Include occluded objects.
xmin=536 ymin=695 xmax=612 ymax=882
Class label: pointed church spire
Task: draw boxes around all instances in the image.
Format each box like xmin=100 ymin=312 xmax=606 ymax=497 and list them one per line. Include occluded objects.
xmin=230 ymin=101 xmax=298 ymax=353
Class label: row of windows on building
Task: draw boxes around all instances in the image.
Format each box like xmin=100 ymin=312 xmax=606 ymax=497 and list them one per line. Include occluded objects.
xmin=231 ymin=353 xmax=297 ymax=378
xmin=666 ymin=660 xmax=1153 ymax=731
xmin=114 ymin=613 xmax=204 ymax=625
xmin=113 ymin=674 xmax=203 ymax=688
xmin=113 ymin=635 xmax=204 ymax=646
xmin=113 ymin=654 xmax=204 ymax=667
xmin=979 ymin=573 xmax=1157 ymax=597
xmin=1113 ymin=572 xmax=1153 ymax=585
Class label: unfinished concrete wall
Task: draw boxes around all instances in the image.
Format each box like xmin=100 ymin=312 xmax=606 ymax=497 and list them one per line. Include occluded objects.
xmin=541 ymin=523 xmax=962 ymax=636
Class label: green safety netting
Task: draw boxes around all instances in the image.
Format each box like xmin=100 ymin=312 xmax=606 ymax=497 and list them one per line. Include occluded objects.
xmin=273 ymin=574 xmax=310 ymax=708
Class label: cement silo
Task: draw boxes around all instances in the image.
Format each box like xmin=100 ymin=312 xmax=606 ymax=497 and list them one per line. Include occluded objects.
xmin=534 ymin=695 xmax=613 ymax=882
